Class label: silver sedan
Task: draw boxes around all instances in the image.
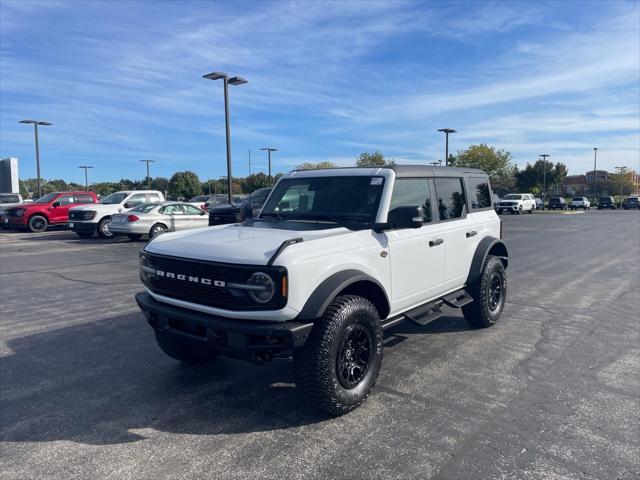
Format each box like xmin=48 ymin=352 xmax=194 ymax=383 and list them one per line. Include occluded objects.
xmin=110 ymin=202 xmax=208 ymax=240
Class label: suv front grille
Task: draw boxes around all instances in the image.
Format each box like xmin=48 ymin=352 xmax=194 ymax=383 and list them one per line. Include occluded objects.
xmin=142 ymin=252 xmax=286 ymax=311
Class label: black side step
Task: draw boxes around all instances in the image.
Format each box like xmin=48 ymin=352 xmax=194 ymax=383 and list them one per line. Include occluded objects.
xmin=403 ymin=300 xmax=443 ymax=326
xmin=442 ymin=289 xmax=473 ymax=308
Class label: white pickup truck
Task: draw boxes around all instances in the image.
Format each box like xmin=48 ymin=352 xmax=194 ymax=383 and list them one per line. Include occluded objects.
xmin=569 ymin=197 xmax=591 ymax=210
xmin=68 ymin=190 xmax=164 ymax=238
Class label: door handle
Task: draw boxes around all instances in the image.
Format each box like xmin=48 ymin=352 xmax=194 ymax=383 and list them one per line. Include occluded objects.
xmin=429 ymin=239 xmax=444 ymax=247
xmin=466 ymin=230 xmax=477 ymax=238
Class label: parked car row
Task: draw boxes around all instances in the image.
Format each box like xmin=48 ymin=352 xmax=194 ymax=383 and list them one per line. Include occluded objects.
xmin=493 ymin=193 xmax=640 ymax=213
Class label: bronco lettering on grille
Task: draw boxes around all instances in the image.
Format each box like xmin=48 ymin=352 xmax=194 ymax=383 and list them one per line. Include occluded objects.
xmin=155 ymin=269 xmax=226 ymax=287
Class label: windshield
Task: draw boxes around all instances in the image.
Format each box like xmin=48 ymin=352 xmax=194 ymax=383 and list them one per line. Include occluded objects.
xmin=100 ymin=192 xmax=129 ymax=205
xmin=189 ymin=195 xmax=208 ymax=202
xmin=130 ymin=203 xmax=159 ymax=213
xmin=260 ymin=176 xmax=385 ymax=227
xmin=35 ymin=192 xmax=59 ymax=204
xmin=503 ymin=194 xmax=522 ymax=200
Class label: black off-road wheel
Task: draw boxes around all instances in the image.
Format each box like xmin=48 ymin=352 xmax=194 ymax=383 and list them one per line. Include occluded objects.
xmin=154 ymin=329 xmax=217 ymax=364
xmin=127 ymin=234 xmax=143 ymax=241
xmin=27 ymin=215 xmax=48 ymax=233
xmin=97 ymin=217 xmax=114 ymax=239
xmin=463 ymin=255 xmax=507 ymax=328
xmin=293 ymin=295 xmax=383 ymax=416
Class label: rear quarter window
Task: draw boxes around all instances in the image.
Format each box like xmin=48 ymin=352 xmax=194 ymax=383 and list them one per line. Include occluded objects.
xmin=467 ymin=177 xmax=492 ymax=210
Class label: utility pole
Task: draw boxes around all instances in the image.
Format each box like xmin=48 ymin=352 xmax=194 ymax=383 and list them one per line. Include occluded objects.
xmin=78 ymin=165 xmax=94 ymax=191
xmin=249 ymin=148 xmax=251 ymax=175
xmin=539 ymin=154 xmax=550 ymax=209
xmin=615 ymin=166 xmax=628 ymax=207
xmin=140 ymin=160 xmax=155 ymax=189
xmin=592 ymin=148 xmax=598 ymax=204
xmin=438 ymin=128 xmax=456 ymax=166
xmin=19 ymin=119 xmax=52 ymax=199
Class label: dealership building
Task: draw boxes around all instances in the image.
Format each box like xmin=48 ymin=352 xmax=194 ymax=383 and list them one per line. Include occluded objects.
xmin=563 ymin=169 xmax=640 ymax=196
xmin=0 ymin=157 xmax=19 ymax=194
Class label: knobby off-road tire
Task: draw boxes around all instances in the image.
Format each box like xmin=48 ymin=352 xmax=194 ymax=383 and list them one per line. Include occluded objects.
xmin=293 ymin=295 xmax=383 ymax=416
xmin=463 ymin=255 xmax=507 ymax=328
xmin=154 ymin=329 xmax=217 ymax=364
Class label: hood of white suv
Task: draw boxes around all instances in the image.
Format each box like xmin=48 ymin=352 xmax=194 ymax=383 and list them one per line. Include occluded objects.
xmin=145 ymin=223 xmax=350 ymax=265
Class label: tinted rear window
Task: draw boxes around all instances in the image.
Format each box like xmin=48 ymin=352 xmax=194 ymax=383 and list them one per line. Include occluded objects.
xmin=434 ymin=178 xmax=466 ymax=220
xmin=467 ymin=177 xmax=492 ymax=209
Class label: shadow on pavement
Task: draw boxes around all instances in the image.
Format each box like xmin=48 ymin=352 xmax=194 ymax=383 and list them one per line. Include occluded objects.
xmin=0 ymin=311 xmax=472 ymax=446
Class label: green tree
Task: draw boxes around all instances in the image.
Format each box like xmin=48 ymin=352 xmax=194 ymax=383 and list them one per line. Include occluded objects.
xmin=515 ymin=161 xmax=568 ymax=196
xmin=296 ymin=161 xmax=338 ymax=170
xmin=151 ymin=177 xmax=169 ymax=193
xmin=449 ymin=144 xmax=516 ymax=194
xmin=168 ymin=171 xmax=202 ymax=199
xmin=241 ymin=172 xmax=270 ymax=193
xmin=356 ymin=151 xmax=396 ymax=168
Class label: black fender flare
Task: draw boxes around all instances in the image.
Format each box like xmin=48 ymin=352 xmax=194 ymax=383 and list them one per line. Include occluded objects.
xmin=297 ymin=269 xmax=390 ymax=320
xmin=465 ymin=236 xmax=509 ymax=286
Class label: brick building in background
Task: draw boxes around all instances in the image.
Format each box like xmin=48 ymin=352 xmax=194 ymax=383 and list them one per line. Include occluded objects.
xmin=563 ymin=169 xmax=640 ymax=197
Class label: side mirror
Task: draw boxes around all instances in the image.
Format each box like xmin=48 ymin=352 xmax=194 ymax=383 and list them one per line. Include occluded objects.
xmin=52 ymin=201 xmax=61 ymax=208
xmin=387 ymin=206 xmax=424 ymax=229
xmin=123 ymin=202 xmax=133 ymax=209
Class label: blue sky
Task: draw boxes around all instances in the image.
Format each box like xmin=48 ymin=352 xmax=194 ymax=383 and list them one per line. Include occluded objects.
xmin=1 ymin=0 xmax=638 ymax=184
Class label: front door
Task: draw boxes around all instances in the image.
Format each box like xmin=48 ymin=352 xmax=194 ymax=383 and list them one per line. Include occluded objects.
xmin=50 ymin=194 xmax=75 ymax=223
xmin=386 ymin=177 xmax=446 ymax=313
xmin=181 ymin=204 xmax=209 ymax=228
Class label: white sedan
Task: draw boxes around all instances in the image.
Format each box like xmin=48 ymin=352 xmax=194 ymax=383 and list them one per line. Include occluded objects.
xmin=110 ymin=202 xmax=209 ymax=240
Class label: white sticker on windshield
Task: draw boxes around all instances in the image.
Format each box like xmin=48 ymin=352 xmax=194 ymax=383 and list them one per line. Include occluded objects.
xmin=370 ymin=177 xmax=383 ymax=185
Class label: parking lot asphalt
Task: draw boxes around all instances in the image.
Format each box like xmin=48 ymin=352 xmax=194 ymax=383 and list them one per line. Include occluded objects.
xmin=1 ymin=211 xmax=639 ymax=480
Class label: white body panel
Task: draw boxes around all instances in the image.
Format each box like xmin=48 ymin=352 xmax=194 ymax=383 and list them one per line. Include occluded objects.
xmin=69 ymin=190 xmax=165 ymax=226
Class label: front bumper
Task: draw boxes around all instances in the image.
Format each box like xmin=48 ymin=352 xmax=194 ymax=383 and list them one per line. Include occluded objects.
xmin=496 ymin=205 xmax=518 ymax=211
xmin=70 ymin=221 xmax=97 ymax=233
xmin=136 ymin=291 xmax=313 ymax=358
xmin=7 ymin=216 xmax=27 ymax=227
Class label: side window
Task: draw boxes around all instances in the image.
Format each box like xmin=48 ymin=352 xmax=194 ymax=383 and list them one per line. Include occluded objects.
xmin=146 ymin=193 xmax=162 ymax=203
xmin=434 ymin=178 xmax=466 ymax=220
xmin=181 ymin=204 xmax=203 ymax=215
xmin=388 ymin=178 xmax=432 ymax=223
xmin=76 ymin=194 xmax=94 ymax=204
xmin=57 ymin=194 xmax=75 ymax=206
xmin=467 ymin=177 xmax=492 ymax=210
xmin=127 ymin=194 xmax=146 ymax=207
xmin=163 ymin=205 xmax=184 ymax=215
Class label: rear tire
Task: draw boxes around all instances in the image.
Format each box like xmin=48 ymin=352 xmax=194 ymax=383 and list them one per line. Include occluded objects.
xmin=463 ymin=256 xmax=507 ymax=328
xmin=154 ymin=329 xmax=217 ymax=364
xmin=127 ymin=234 xmax=143 ymax=241
xmin=149 ymin=223 xmax=167 ymax=238
xmin=27 ymin=215 xmax=48 ymax=233
xmin=97 ymin=218 xmax=114 ymax=239
xmin=293 ymin=295 xmax=383 ymax=416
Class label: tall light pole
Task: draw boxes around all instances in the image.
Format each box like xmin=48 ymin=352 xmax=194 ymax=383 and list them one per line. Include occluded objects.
xmin=19 ymin=119 xmax=52 ymax=199
xmin=615 ymin=166 xmax=628 ymax=207
xmin=203 ymin=71 xmax=248 ymax=205
xmin=248 ymin=148 xmax=252 ymax=176
xmin=539 ymin=154 xmax=550 ymax=209
xmin=261 ymin=147 xmax=278 ymax=185
xmin=437 ymin=128 xmax=456 ymax=166
xmin=140 ymin=159 xmax=155 ymax=189
xmin=78 ymin=165 xmax=94 ymax=191
xmin=592 ymin=148 xmax=598 ymax=204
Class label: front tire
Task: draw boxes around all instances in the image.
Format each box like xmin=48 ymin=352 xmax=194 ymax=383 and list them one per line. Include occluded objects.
xmin=293 ymin=295 xmax=383 ymax=416
xmin=154 ymin=329 xmax=217 ymax=364
xmin=97 ymin=218 xmax=114 ymax=239
xmin=27 ymin=215 xmax=48 ymax=233
xmin=463 ymin=256 xmax=507 ymax=328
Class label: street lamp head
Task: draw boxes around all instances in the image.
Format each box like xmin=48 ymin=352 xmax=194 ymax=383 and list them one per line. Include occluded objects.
xmin=260 ymin=147 xmax=278 ymax=152
xmin=203 ymin=72 xmax=227 ymax=81
xmin=78 ymin=165 xmax=94 ymax=169
xmin=140 ymin=159 xmax=156 ymax=163
xmin=593 ymin=147 xmax=598 ymax=151
xmin=228 ymin=76 xmax=248 ymax=86
xmin=20 ymin=119 xmax=52 ymax=126
xmin=438 ymin=128 xmax=456 ymax=134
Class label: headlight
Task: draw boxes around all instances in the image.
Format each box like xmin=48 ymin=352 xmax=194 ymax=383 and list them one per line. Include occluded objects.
xmin=82 ymin=211 xmax=97 ymax=220
xmin=15 ymin=209 xmax=26 ymax=217
xmin=246 ymin=272 xmax=275 ymax=304
xmin=139 ymin=251 xmax=155 ymax=282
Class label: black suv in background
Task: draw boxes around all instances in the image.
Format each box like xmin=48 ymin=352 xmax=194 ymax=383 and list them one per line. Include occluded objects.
xmin=622 ymin=196 xmax=640 ymax=210
xmin=548 ymin=197 xmax=568 ymax=210
xmin=208 ymin=187 xmax=272 ymax=226
xmin=598 ymin=196 xmax=617 ymax=209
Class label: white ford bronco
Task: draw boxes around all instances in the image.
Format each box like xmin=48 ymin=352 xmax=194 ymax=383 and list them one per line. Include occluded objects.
xmin=136 ymin=166 xmax=508 ymax=415
xmin=69 ymin=190 xmax=164 ymax=238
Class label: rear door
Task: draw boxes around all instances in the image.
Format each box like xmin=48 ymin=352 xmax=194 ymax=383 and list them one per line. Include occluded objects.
xmin=433 ymin=177 xmax=478 ymax=292
xmin=386 ymin=177 xmax=445 ymax=312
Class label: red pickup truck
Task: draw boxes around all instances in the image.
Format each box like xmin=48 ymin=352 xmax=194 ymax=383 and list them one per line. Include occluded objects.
xmin=5 ymin=191 xmax=98 ymax=232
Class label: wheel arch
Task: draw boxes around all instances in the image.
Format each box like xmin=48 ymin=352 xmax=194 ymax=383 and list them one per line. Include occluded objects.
xmin=297 ymin=269 xmax=391 ymax=321
xmin=465 ymin=236 xmax=508 ymax=287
